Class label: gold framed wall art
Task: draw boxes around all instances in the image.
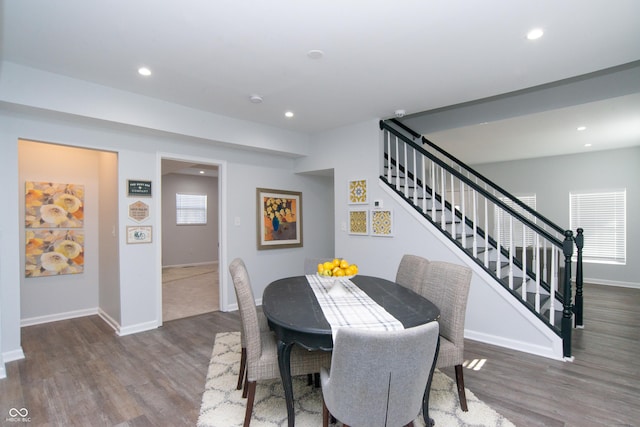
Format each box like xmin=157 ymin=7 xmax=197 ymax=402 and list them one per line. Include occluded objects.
xmin=348 ymin=209 xmax=369 ymax=235
xmin=257 ymin=188 xmax=303 ymax=250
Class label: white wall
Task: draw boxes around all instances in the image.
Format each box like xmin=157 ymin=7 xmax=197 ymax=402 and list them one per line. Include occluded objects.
xmin=474 ymin=146 xmax=640 ymax=288
xmin=161 ymin=173 xmax=219 ymax=267
xmin=18 ymin=141 xmax=105 ymax=323
xmin=302 ymin=119 xmax=564 ymax=359
xmin=98 ymin=151 xmax=121 ymax=326
xmin=0 ymin=103 xmax=333 ymax=371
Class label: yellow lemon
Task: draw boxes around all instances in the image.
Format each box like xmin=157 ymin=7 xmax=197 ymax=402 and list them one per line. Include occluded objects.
xmin=323 ymin=261 xmax=334 ymax=271
xmin=340 ymin=259 xmax=349 ymax=269
xmin=317 ymin=263 xmax=324 ymax=273
xmin=332 ymin=258 xmax=340 ymax=267
xmin=334 ymin=269 xmax=345 ymax=276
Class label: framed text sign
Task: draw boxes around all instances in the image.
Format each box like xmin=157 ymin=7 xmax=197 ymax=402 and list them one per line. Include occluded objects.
xmin=126 ymin=226 xmax=152 ymax=244
xmin=127 ymin=180 xmax=152 ymax=197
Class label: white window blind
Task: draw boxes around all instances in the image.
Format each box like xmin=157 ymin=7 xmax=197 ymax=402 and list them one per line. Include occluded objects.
xmin=496 ymin=195 xmax=537 ymax=247
xmin=176 ymin=193 xmax=207 ymax=225
xmin=570 ymin=190 xmax=626 ymax=265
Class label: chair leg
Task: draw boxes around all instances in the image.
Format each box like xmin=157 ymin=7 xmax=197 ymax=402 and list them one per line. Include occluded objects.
xmin=237 ymin=347 xmax=247 ymax=390
xmin=322 ymin=398 xmax=329 ymax=427
xmin=242 ymin=374 xmax=249 ymax=398
xmin=243 ymin=381 xmax=257 ymax=427
xmin=454 ymin=364 xmax=468 ymax=412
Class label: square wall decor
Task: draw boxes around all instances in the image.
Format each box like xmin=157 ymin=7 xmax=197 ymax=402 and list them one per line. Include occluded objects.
xmin=25 ymin=229 xmax=84 ymax=277
xmin=348 ymin=179 xmax=368 ymax=204
xmin=371 ymin=209 xmax=393 ymax=237
xmin=349 ymin=209 xmax=369 ymax=235
xmin=25 ymin=181 xmax=84 ymax=228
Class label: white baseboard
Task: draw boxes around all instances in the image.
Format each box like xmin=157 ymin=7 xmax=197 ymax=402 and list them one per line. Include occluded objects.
xmin=162 ymin=260 xmax=218 ymax=269
xmin=117 ymin=320 xmax=159 ymax=336
xmin=583 ymin=277 xmax=639 ymax=289
xmin=465 ymin=329 xmax=565 ymax=361
xmin=2 ymin=346 xmax=26 ymax=378
xmin=2 ymin=348 xmax=26 ymax=364
xmin=98 ymin=309 xmax=121 ymax=333
xmin=20 ymin=306 xmax=157 ymax=337
xmin=21 ymin=308 xmax=99 ymax=327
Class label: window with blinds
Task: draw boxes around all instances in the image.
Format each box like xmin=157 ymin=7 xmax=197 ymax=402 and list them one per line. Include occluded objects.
xmin=176 ymin=193 xmax=207 ymax=225
xmin=496 ymin=195 xmax=537 ymax=247
xmin=570 ymin=189 xmax=626 ymax=265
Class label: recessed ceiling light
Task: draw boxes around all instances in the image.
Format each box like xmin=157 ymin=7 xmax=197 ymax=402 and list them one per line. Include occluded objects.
xmin=138 ymin=67 xmax=152 ymax=76
xmin=199 ymin=170 xmax=205 ymax=174
xmin=526 ymin=28 xmax=544 ymax=40
xmin=249 ymin=94 xmax=263 ymax=104
xmin=307 ymin=49 xmax=324 ymax=59
xmin=577 ymin=126 xmax=587 ymax=131
xmin=284 ymin=111 xmax=294 ymax=118
xmin=584 ymin=143 xmax=592 ymax=148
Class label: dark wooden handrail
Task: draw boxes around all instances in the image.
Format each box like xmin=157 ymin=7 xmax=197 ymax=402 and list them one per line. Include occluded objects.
xmin=384 ymin=119 xmax=565 ymax=235
xmin=381 ymin=120 xmax=563 ymax=246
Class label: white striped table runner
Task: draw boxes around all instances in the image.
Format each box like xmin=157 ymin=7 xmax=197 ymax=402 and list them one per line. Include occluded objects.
xmin=305 ymin=274 xmax=403 ymax=338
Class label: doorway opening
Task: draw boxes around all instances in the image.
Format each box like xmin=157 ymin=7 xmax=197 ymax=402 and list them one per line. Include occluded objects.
xmin=161 ymin=158 xmax=221 ymax=321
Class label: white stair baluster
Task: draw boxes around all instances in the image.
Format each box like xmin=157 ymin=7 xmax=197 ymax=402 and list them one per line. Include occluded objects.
xmin=403 ymin=142 xmax=409 ymax=198
xmin=522 ymin=221 xmax=527 ymax=301
xmin=460 ymin=179 xmax=466 ymax=248
xmin=421 ymin=154 xmax=427 ymax=214
xmin=484 ymin=196 xmax=489 ymax=267
xmin=440 ymin=167 xmax=446 ymax=230
xmin=508 ymin=215 xmax=513 ymax=290
xmin=430 ymin=160 xmax=436 ymax=219
xmin=450 ymin=173 xmax=456 ymax=238
xmin=472 ymin=189 xmax=478 ymax=258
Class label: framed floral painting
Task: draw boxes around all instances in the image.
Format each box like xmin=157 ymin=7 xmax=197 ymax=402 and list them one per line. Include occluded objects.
xmin=257 ymin=188 xmax=303 ymax=250
xmin=25 ymin=182 xmax=84 ymax=228
xmin=25 ymin=229 xmax=84 ymax=277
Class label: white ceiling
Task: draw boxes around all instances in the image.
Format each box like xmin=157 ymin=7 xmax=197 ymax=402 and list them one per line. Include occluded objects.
xmin=2 ymin=0 xmax=640 ymax=163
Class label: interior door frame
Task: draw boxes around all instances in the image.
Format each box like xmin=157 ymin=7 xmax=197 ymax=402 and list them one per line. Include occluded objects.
xmin=156 ymin=152 xmax=228 ymax=325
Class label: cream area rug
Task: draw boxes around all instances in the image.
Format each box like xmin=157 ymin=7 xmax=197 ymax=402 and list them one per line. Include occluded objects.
xmin=198 ymin=332 xmax=515 ymax=427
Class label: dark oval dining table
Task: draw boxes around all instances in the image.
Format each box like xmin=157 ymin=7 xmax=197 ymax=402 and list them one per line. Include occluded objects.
xmin=262 ymin=274 xmax=441 ymax=427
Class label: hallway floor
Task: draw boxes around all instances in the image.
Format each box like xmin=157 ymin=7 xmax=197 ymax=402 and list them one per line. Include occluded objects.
xmin=162 ymin=263 xmax=218 ymax=321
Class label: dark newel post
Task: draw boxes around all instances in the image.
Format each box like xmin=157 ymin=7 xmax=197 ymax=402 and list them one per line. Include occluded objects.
xmin=574 ymin=228 xmax=584 ymax=327
xmin=562 ymin=230 xmax=574 ymax=359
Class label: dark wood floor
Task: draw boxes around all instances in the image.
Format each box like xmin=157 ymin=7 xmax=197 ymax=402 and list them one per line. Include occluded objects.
xmin=0 ymin=283 xmax=638 ymax=426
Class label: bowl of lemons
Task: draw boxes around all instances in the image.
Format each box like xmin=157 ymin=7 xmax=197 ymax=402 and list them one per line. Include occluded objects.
xmin=317 ymin=258 xmax=358 ymax=279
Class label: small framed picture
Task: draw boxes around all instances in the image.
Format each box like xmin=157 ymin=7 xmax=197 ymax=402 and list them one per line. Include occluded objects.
xmin=126 ymin=226 xmax=152 ymax=244
xmin=127 ymin=180 xmax=152 ymax=197
xmin=371 ymin=209 xmax=393 ymax=237
xmin=348 ymin=209 xmax=369 ymax=235
xmin=348 ymin=179 xmax=368 ymax=204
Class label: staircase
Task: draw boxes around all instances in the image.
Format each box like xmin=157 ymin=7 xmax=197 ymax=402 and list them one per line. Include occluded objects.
xmin=379 ymin=119 xmax=584 ymax=359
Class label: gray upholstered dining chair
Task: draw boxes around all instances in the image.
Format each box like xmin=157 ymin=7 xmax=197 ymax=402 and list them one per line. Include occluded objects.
xmin=320 ymin=321 xmax=440 ymax=427
xmin=236 ymin=310 xmax=270 ymax=395
xmin=420 ymin=260 xmax=473 ymax=412
xmin=229 ymin=258 xmax=332 ymax=427
xmin=395 ymin=254 xmax=430 ymax=294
